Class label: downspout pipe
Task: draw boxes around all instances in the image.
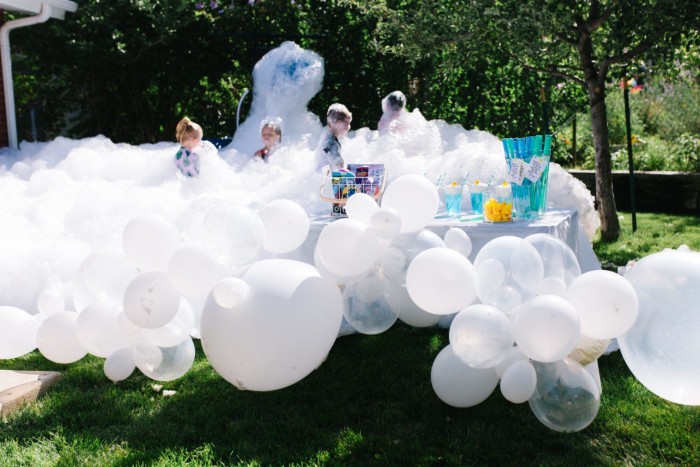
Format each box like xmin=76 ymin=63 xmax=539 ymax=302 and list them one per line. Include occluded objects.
xmin=1 ymin=3 xmax=52 ymax=149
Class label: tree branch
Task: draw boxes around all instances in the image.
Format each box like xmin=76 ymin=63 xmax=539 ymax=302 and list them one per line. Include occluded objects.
xmin=585 ymin=0 xmax=617 ymax=33
xmin=600 ymin=29 xmax=666 ymax=78
xmin=517 ymin=60 xmax=585 ymax=86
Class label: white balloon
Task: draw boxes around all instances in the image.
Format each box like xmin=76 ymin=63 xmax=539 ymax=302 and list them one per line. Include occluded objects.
xmin=566 ymin=270 xmax=638 ymax=340
xmin=500 ymin=360 xmax=537 ymax=403
xmin=104 ymin=347 xmax=136 ymax=382
xmin=258 ymin=199 xmax=310 ymax=254
xmin=384 ymin=230 xmax=445 ymax=286
xmin=123 ymin=271 xmax=180 ymax=329
xmin=444 ymin=228 xmax=472 ymax=258
xmin=122 ymin=214 xmax=181 ymax=271
xmin=316 ymin=218 xmax=380 ymax=277
xmin=75 ymin=300 xmax=131 ymax=358
xmin=116 ymin=310 xmax=141 ymax=336
xmin=201 ymin=259 xmax=344 ymax=391
xmin=525 ymin=233 xmax=581 ymax=289
xmin=70 ymin=274 xmax=99 ymax=313
xmin=167 ymin=245 xmax=228 ymax=297
xmin=369 ymin=207 xmax=401 ymax=239
xmin=431 ymin=345 xmax=499 ymax=408
xmin=140 ymin=323 xmax=190 ymax=347
xmin=345 ymin=193 xmax=379 ymax=225
xmin=0 ymin=306 xmax=39 ymax=359
xmin=619 ymin=250 xmax=700 ymax=405
xmin=449 ymin=304 xmax=513 ymax=368
xmin=343 ymin=271 xmax=401 ymax=334
xmin=529 ymin=359 xmax=600 ymax=432
xmin=406 ymin=248 xmax=477 ymax=315
xmin=313 ymin=245 xmax=369 ymax=287
xmin=379 ymin=247 xmax=407 ymax=277
xmin=396 ymin=285 xmax=442 ymax=327
xmin=132 ymin=334 xmax=195 ymax=382
xmin=212 ymin=277 xmax=250 ymax=309
xmin=36 ymin=311 xmax=88 ymax=364
xmin=494 ymin=346 xmax=529 ymax=378
xmin=37 ymin=290 xmax=65 ymax=316
xmin=200 ymin=204 xmax=265 ymax=266
xmin=381 ymin=174 xmax=440 ymax=233
xmin=474 ymin=236 xmax=544 ymax=312
xmin=512 ymin=295 xmax=580 ymax=363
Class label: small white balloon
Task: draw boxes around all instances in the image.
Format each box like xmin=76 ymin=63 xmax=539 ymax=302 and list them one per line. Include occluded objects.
xmin=343 ymin=271 xmax=401 ymax=335
xmin=212 ymin=278 xmax=250 ymax=309
xmin=494 ymin=346 xmax=529 ymax=378
xmin=444 ymin=228 xmax=472 ymax=258
xmin=123 ymin=271 xmax=180 ymax=329
xmin=75 ymin=300 xmax=131 ymax=358
xmin=566 ymin=270 xmax=639 ymax=340
xmin=345 ymin=193 xmax=379 ymax=225
xmin=381 ymin=174 xmax=440 ymax=233
xmin=104 ymin=347 xmax=136 ymax=382
xmin=258 ymin=199 xmax=310 ymax=254
xmin=316 ymin=218 xmax=380 ymax=277
xmin=36 ymin=311 xmax=88 ymax=364
xmin=500 ymin=360 xmax=537 ymax=404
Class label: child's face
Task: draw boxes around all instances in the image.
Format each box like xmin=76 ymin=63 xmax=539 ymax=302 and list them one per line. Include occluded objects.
xmin=330 ymin=118 xmax=351 ymax=137
xmin=181 ymin=136 xmax=201 ymax=151
xmin=261 ymin=127 xmax=280 ymax=148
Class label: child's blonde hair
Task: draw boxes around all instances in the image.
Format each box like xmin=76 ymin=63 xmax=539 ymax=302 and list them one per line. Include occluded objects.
xmin=260 ymin=117 xmax=283 ymax=142
xmin=326 ymin=103 xmax=352 ymax=125
xmin=175 ymin=117 xmax=203 ymax=144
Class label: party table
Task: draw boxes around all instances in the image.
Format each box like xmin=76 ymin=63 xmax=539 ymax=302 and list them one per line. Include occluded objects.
xmin=302 ymin=209 xmax=600 ymax=273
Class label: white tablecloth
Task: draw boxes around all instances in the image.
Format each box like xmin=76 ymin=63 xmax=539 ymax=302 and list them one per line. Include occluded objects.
xmin=301 ymin=209 xmax=600 ymax=273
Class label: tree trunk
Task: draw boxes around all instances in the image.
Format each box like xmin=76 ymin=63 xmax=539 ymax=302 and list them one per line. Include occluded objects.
xmin=578 ymin=31 xmax=620 ymax=241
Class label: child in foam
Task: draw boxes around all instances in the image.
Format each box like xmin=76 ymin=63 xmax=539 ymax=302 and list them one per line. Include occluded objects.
xmin=174 ymin=117 xmax=217 ymax=177
xmin=314 ymin=103 xmax=352 ymax=173
xmin=377 ymin=90 xmax=408 ymax=134
xmin=254 ymin=118 xmax=282 ymax=162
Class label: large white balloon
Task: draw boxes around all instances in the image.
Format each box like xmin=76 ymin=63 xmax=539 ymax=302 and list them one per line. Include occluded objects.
xmin=619 ymin=250 xmax=700 ymax=405
xmin=0 ymin=306 xmax=39 ymax=359
xmin=75 ymin=300 xmax=131 ymax=358
xmin=342 ymin=270 xmax=401 ymax=334
xmin=566 ymin=270 xmax=638 ymax=340
xmin=123 ymin=271 xmax=180 ymax=329
xmin=316 ymin=218 xmax=380 ymax=277
xmin=167 ymin=245 xmax=228 ymax=297
xmin=200 ymin=259 xmax=344 ymax=391
xmin=122 ymin=214 xmax=181 ymax=271
xmin=369 ymin=207 xmax=401 ymax=239
xmin=258 ymin=199 xmax=310 ymax=254
xmin=381 ymin=174 xmax=439 ymax=233
xmin=313 ymin=245 xmax=369 ymax=287
xmin=431 ymin=345 xmax=499 ymax=408
xmin=211 ymin=277 xmax=250 ymax=309
xmin=36 ymin=311 xmax=88 ymax=364
xmin=449 ymin=304 xmax=513 ymax=368
xmin=406 ymin=248 xmax=477 ymax=315
xmin=529 ymin=359 xmax=600 ymax=432
xmin=200 ymin=204 xmax=265 ymax=266
xmin=512 ymin=295 xmax=580 ymax=363
xmin=474 ymin=236 xmax=544 ymax=312
xmin=500 ymin=360 xmax=537 ymax=403
xmin=384 ymin=230 xmax=445 ymax=286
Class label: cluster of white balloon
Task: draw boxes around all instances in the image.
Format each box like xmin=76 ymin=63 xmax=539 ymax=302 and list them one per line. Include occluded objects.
xmin=1 ymin=174 xmax=698 ymax=433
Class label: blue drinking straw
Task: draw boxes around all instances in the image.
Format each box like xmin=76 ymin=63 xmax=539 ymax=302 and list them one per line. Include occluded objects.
xmin=543 ymin=134 xmax=552 ymax=156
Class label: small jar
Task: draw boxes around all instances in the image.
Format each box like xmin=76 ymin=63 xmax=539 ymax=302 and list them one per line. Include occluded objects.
xmin=483 ymin=182 xmax=513 ymax=222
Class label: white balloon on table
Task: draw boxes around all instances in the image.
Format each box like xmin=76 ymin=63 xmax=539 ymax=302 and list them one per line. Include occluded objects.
xmin=381 ymin=174 xmax=440 ymax=233
xmin=316 ymin=218 xmax=380 ymax=277
xmin=369 ymin=207 xmax=401 ymax=239
xmin=449 ymin=304 xmax=513 ymax=368
xmin=345 ymin=193 xmax=379 ymax=226
xmin=443 ymin=227 xmax=472 ymax=259
xmin=525 ymin=233 xmax=581 ymax=289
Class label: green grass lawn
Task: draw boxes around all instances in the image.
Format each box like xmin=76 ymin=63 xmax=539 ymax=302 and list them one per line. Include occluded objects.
xmin=1 ymin=211 xmax=699 ymax=466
